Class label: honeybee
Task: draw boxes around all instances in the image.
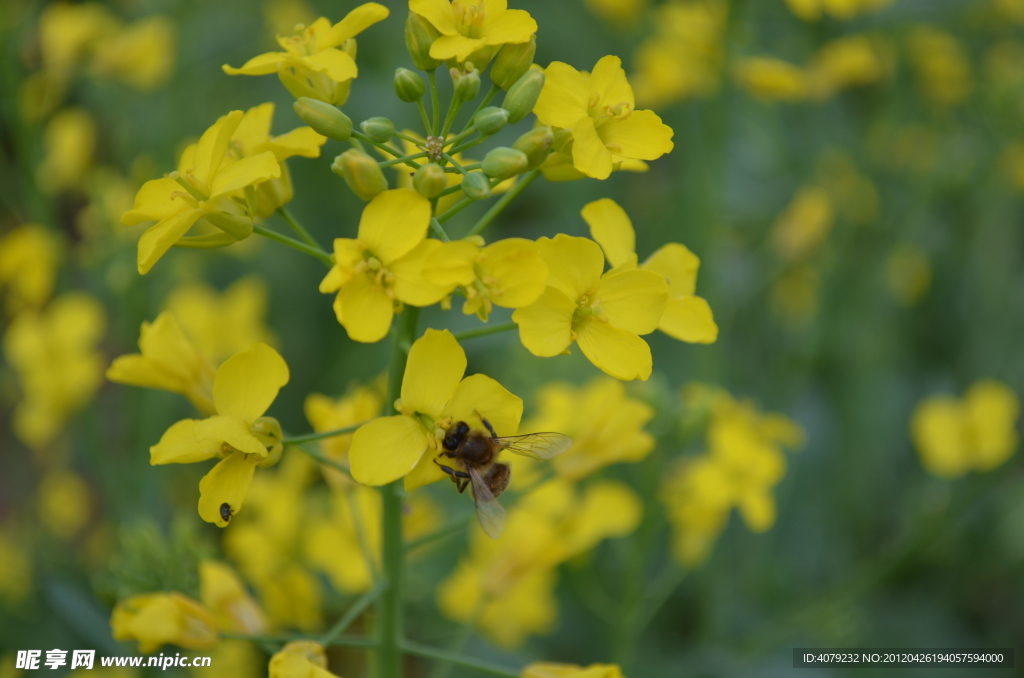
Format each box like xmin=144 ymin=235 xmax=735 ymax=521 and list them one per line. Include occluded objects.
xmin=434 ymin=414 xmax=572 ymax=538
xmin=220 ymin=502 xmax=234 ymax=523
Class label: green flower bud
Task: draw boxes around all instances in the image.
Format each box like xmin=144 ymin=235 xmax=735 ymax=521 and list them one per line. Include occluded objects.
xmin=413 ymin=163 xmax=447 ymax=198
xmin=513 ymin=126 xmax=554 ymax=169
xmin=293 ymin=97 xmax=353 ymax=142
xmin=462 ymin=172 xmax=492 ymax=200
xmin=491 ymin=37 xmax=536 ymax=91
xmin=451 ymin=64 xmax=481 ymax=102
xmin=482 ymin=147 xmax=529 ymax=180
xmin=405 ymin=12 xmax=441 ymax=71
xmin=394 ymin=67 xmax=426 ymax=102
xmin=252 ymin=417 xmax=284 ymax=469
xmin=501 ymin=66 xmax=545 ymax=124
xmin=360 ymin=117 xmax=395 ymax=143
xmin=332 ymin=149 xmax=388 ymax=201
xmin=474 ymin=106 xmax=509 ymax=136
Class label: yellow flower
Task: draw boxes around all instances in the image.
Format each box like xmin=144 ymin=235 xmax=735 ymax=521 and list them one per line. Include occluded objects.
xmin=191 ymin=641 xmax=261 ymax=678
xmin=349 ymin=328 xmax=522 ymax=488
xmin=121 ymin=111 xmax=281 ymax=274
xmin=771 ymin=186 xmax=833 ymax=262
xmin=424 ymin=237 xmax=548 ymax=320
xmin=165 ymin=276 xmax=276 ymax=365
xmin=90 ymin=15 xmax=176 ymax=90
xmin=3 ymin=292 xmax=106 ymax=449
xmin=0 ymin=525 xmax=32 ymax=605
xmin=149 ymin=343 xmax=289 ymax=526
xmin=734 ymin=57 xmax=809 ymax=101
xmin=38 ymin=2 xmax=117 ymax=81
xmin=230 ymin=103 xmax=327 ymax=217
xmin=304 ymin=385 xmax=383 ymax=487
xmin=582 ymin=0 xmax=648 ymax=26
xmin=38 ymin=469 xmax=92 ymax=539
xmin=533 ymin=55 xmax=674 ymax=180
xmin=522 ymin=663 xmax=626 ymax=678
xmin=110 ymin=592 xmax=218 ymax=654
xmin=223 ymin=3 xmax=389 ymax=105
xmin=808 ymin=35 xmax=889 ymax=99
xmin=0 ymin=224 xmax=60 ymax=314
xmin=409 ymin=0 xmax=538 ymax=63
xmin=107 ymin=311 xmax=217 ymax=415
xmin=911 ymin=380 xmax=1020 ymax=478
xmin=583 ymin=198 xmax=717 ymax=344
xmin=512 ymin=234 xmax=668 ymax=381
xmin=784 ymin=0 xmax=894 ymax=22
xmin=199 ymin=560 xmax=267 ymax=634
xmin=906 ymin=27 xmax=972 ymax=108
xmin=37 ymin=107 xmax=97 ymax=194
xmin=269 ymin=641 xmax=340 ymax=678
xmin=319 ymin=189 xmax=453 ymax=343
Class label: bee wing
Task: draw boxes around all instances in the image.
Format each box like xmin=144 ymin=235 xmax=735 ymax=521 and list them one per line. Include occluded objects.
xmin=467 ymin=465 xmax=506 ymax=539
xmin=495 ymin=432 xmax=573 ymax=460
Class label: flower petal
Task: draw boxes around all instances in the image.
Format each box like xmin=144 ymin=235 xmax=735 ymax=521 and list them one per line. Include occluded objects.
xmin=193 ymin=110 xmax=243 ymax=187
xmin=122 ymin=177 xmax=183 ymax=225
xmin=442 ymin=373 xmax=524 ymax=438
xmin=581 ymin=199 xmax=636 ymax=269
xmin=602 ymin=109 xmax=674 ymax=161
xmin=222 ymin=52 xmax=288 ymax=76
xmin=410 ymin=0 xmax=458 ymax=35
xmin=267 ymin=127 xmax=327 ymax=159
xmin=512 ymin=287 xmax=575 ymax=357
xmin=232 ymin=103 xmax=275 ymax=152
xmin=537 ymin=234 xmax=604 ymax=301
xmin=404 ymin=450 xmax=448 ymax=491
xmin=324 ymin=2 xmax=390 ymax=48
xmin=589 ymin=55 xmax=635 ymax=108
xmin=319 ymin=239 xmax=364 ymax=293
xmin=210 ymin=152 xmax=280 ymax=197
xmin=198 ymin=451 xmax=259 ymax=527
xmin=401 ymin=328 xmax=466 ymax=416
xmin=213 ymin=342 xmax=290 ymax=423
xmin=534 ymin=61 xmax=589 ymax=129
xmin=336 ymin=273 xmax=394 ymax=343
xmin=481 ymin=9 xmax=537 ymax=46
xmin=350 ymin=416 xmax=429 ymax=486
xmin=196 ymin=415 xmax=267 ymax=457
xmin=150 ymin=419 xmax=221 ymax=465
xmin=481 ymin=238 xmax=547 ymax=308
xmin=576 ymin=320 xmax=653 ymax=381
xmin=137 ymin=208 xmax=201 ymax=275
xmin=571 ymin=116 xmax=614 ymax=180
xmin=302 ymin=48 xmax=358 ymax=82
xmin=358 ymin=189 xmax=431 ymax=264
xmin=643 ymin=242 xmax=699 ymax=296
xmin=659 ymin=296 xmax=718 ymax=344
xmin=597 ymin=268 xmax=668 ymax=335
xmin=429 ymin=34 xmax=485 ymax=62
xmin=390 ymin=239 xmax=458 ymax=306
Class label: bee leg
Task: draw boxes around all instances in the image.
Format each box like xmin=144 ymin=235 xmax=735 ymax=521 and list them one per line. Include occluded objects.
xmin=433 ymin=459 xmax=471 ymax=493
xmin=475 ymin=411 xmax=498 ymax=439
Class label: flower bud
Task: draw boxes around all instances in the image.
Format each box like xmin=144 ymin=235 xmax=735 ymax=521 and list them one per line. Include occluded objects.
xmin=462 ymin=172 xmax=492 ymax=200
xmin=482 ymin=147 xmax=529 ymax=180
xmin=491 ymin=37 xmax=536 ymax=91
xmin=293 ymin=97 xmax=352 ymax=142
xmin=513 ymin=126 xmax=554 ymax=169
xmin=360 ymin=117 xmax=395 ymax=143
xmin=501 ymin=66 xmax=545 ymax=124
xmin=394 ymin=67 xmax=426 ymax=102
xmin=414 ymin=162 xmax=447 ymax=198
xmin=474 ymin=106 xmax=509 ymax=136
xmin=253 ymin=416 xmax=284 ymax=469
xmin=332 ymin=149 xmax=388 ymax=201
xmin=405 ymin=12 xmax=441 ymax=71
xmin=451 ymin=64 xmax=481 ymax=101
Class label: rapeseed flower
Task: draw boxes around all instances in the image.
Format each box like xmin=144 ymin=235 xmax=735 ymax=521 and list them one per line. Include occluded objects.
xmin=409 ymin=0 xmax=538 ymax=63
xmin=110 ymin=592 xmax=218 ymax=654
xmin=90 ymin=15 xmax=176 ymax=90
xmin=37 ymin=108 xmax=97 ymax=194
xmin=784 ymin=0 xmax=895 ymax=22
xmin=583 ymin=198 xmax=717 ymax=344
xmin=269 ymin=641 xmax=340 ymax=678
xmin=771 ymin=186 xmax=834 ymax=263
xmin=149 ymin=343 xmax=289 ymax=527
xmin=522 ymin=664 xmax=626 ymax=678
xmin=0 ymin=224 xmax=60 ymax=314
xmin=735 ymin=57 xmax=809 ymax=101
xmin=304 ymin=385 xmax=383 ymax=487
xmin=533 ymin=55 xmax=674 ymax=179
xmin=199 ymin=560 xmax=267 ymax=634
xmin=512 ymin=234 xmax=668 ymax=381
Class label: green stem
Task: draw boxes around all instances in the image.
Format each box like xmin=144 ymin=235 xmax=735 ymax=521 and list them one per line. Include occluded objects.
xmin=436 ymin=197 xmax=475 ymax=224
xmin=416 ymin=100 xmax=432 ymax=134
xmin=219 ymin=631 xmax=375 ymax=648
xmin=444 ymin=125 xmax=477 ymax=151
xmin=380 ymin=152 xmax=429 ymax=169
xmin=405 ymin=513 xmax=473 ymax=552
xmin=452 ymin=322 xmax=517 ymax=342
xmin=283 ymin=423 xmax=364 ymax=445
xmin=428 ymin=70 xmax=441 ymax=136
xmin=441 ymin=95 xmax=463 ymax=139
xmin=321 ymin=586 xmax=384 ymax=645
xmin=394 ymin=130 xmax=424 ymax=145
xmin=401 ymin=641 xmax=519 ymax=678
xmin=430 ymin=218 xmax=452 ymax=242
xmin=441 ymin=152 xmax=469 ymax=175
xmin=277 ymin=207 xmax=321 ymax=250
xmin=290 ymin=444 xmax=352 ymax=479
xmin=449 ymin=136 xmax=487 ymax=156
xmin=375 ymin=308 xmax=420 ymax=678
xmin=458 ymin=83 xmax=501 ymax=136
xmin=352 ymin=131 xmax=423 ymax=171
xmin=466 ymin=169 xmax=541 ymax=237
xmin=253 ymin=225 xmax=333 ymax=266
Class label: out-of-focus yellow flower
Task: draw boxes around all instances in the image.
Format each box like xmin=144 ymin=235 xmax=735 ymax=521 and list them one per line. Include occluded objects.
xmin=223 ymin=4 xmax=389 ymax=105
xmin=512 ymin=235 xmax=668 ymax=381
xmin=994 ymin=0 xmax=1024 ymax=22
xmin=107 ymin=311 xmax=217 ymax=415
xmin=771 ymin=264 xmax=820 ymax=324
xmin=121 ymin=111 xmax=281 ymax=274
xmin=534 ymin=56 xmax=674 ymax=180
xmin=583 ymin=198 xmax=717 ymax=344
xmin=269 ymin=641 xmax=340 ymax=678
xmin=986 ymin=41 xmax=1024 ymax=92
xmin=38 ymin=2 xmax=117 ymax=80
xmin=0 ymin=525 xmax=32 ymax=605
xmin=165 ymin=276 xmax=276 ymax=366
xmin=885 ymin=244 xmax=931 ymax=307
xmin=911 ymin=380 xmax=1020 ymax=478
xmin=0 ymin=224 xmax=60 ymax=314
xmin=349 ymin=328 xmax=522 ymax=489
xmin=149 ymin=343 xmax=289 ymax=526
xmin=631 ymin=0 xmax=726 ymax=108
xmin=304 ymin=485 xmax=380 ymax=593
xmin=410 ymin=0 xmax=538 ymax=63
xmin=522 ymin=663 xmax=626 ymax=678
xmin=37 ymin=108 xmax=97 ymax=194
xmin=523 ymin=378 xmax=655 ymax=482
xmin=4 ymin=292 xmax=106 ymax=449
xmin=265 ymin=0 xmax=316 ymax=37
xmin=809 ymin=35 xmax=889 ymax=99
xmin=71 ymin=668 xmax=140 ymax=678
xmin=1003 ymin=142 xmax=1024 ymax=191
xmin=111 ymin=592 xmax=218 ymax=654
xmin=772 ymin=186 xmax=834 ymax=262
xmin=735 ymin=57 xmax=809 ymax=102
xmin=784 ymin=0 xmax=894 ymax=22
xmin=319 ymin=189 xmax=452 ymax=343
xmin=38 ymin=469 xmax=92 ymax=539
xmin=906 ymin=27 xmax=972 ymax=108
xmin=815 ymin=151 xmax=878 ymax=226
xmin=199 ymin=560 xmax=268 ymax=634
xmin=582 ymin=0 xmax=648 ymax=26
xmin=304 ymin=385 xmax=383 ymax=487
xmin=424 ymin=237 xmax=548 ymax=321
xmin=190 ymin=641 xmax=260 ymax=678
xmin=91 ymin=16 xmax=176 ymax=90
xmin=230 ymin=103 xmax=327 ymax=217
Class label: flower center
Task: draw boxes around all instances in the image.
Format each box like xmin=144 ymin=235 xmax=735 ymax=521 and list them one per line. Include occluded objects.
xmin=570 ymin=288 xmax=607 ymax=332
xmin=452 ymin=0 xmax=486 ymax=39
xmin=170 ymin=170 xmax=209 ymax=202
xmin=354 ymin=253 xmax=397 ymax=299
